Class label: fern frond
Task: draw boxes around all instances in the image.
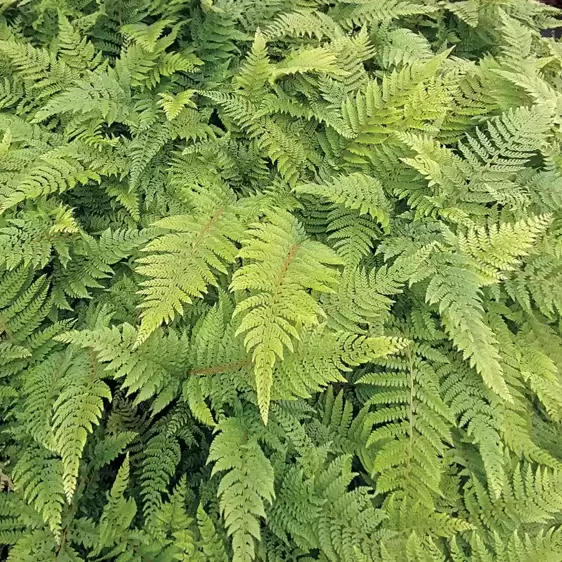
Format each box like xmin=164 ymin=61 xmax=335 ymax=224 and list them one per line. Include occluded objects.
xmin=0 ymin=39 xmax=75 ymax=100
xmin=458 ymin=104 xmax=554 ymax=202
xmin=234 ymin=32 xmax=271 ymax=100
xmin=136 ymin=184 xmax=247 ymax=345
xmin=197 ymin=504 xmax=229 ymax=562
xmin=441 ymin=359 xmax=505 ymax=498
xmin=58 ymin=322 xmax=188 ymax=407
xmin=314 ymin=454 xmax=383 ymax=561
xmin=51 ymin=350 xmax=111 ymax=502
xmin=263 ymin=9 xmax=340 ymax=41
xmin=52 ymin=227 xmax=153 ymax=305
xmin=231 ymin=210 xmax=341 ymax=422
xmin=157 ymin=90 xmax=196 ymax=121
xmin=360 ymin=344 xmax=454 ymax=509
xmin=128 ymin=121 xmax=172 ymax=190
xmin=326 ymin=207 xmax=382 ymax=267
xmin=32 ymin=70 xmax=132 ymax=125
xmin=274 ymin=325 xmax=406 ymax=400
xmin=445 ymin=0 xmax=480 ymax=27
xmin=96 ymin=455 xmax=136 ymax=553
xmin=456 ymin=215 xmax=551 ymax=281
xmin=295 ymin=173 xmax=392 ymax=230
xmin=208 ymin=416 xmax=275 ymax=562
xmin=0 ymin=147 xmax=99 ymax=213
xmin=332 ymin=0 xmax=439 ymax=29
xmin=341 ymin=51 xmax=451 ymax=165
xmin=0 ymin=77 xmax=24 ymax=110
xmin=376 ymin=28 xmax=433 ymax=69
xmin=121 ymin=20 xmax=176 ymax=54
xmin=271 ymin=46 xmax=345 ymax=83
xmin=425 ymin=256 xmax=509 ymax=400
xmin=323 ymin=244 xmax=435 ymax=331
xmin=139 ymin=431 xmax=180 ymax=518
xmin=12 ymin=447 xmax=65 ymax=540
xmin=56 ymin=13 xmax=102 ymax=71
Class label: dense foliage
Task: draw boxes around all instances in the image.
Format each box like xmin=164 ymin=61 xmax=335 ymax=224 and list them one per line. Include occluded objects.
xmin=1 ymin=0 xmax=562 ymax=560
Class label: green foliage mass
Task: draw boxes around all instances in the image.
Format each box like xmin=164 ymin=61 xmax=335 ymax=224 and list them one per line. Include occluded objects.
xmin=1 ymin=0 xmax=562 ymax=560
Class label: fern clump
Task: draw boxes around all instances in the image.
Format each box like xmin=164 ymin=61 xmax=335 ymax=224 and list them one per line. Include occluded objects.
xmin=1 ymin=1 xmax=562 ymax=561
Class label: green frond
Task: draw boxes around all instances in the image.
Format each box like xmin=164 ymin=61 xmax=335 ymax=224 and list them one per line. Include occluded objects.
xmin=375 ymin=28 xmax=433 ymax=69
xmin=196 ymin=504 xmax=229 ymax=562
xmin=53 ymin=227 xmax=155 ymax=303
xmin=121 ymin=20 xmax=177 ymax=54
xmin=274 ymin=325 xmax=406 ymax=400
xmin=183 ymin=297 xmax=249 ymax=423
xmin=17 ymin=351 xmax=63 ymax=447
xmin=360 ymin=345 xmax=454 ymax=509
xmin=0 ymin=207 xmax=78 ymax=270
xmin=500 ymin=528 xmax=562 ymax=562
xmin=456 ymin=215 xmax=551 ymax=281
xmin=322 ymin=266 xmax=394 ymax=332
xmin=441 ymin=359 xmax=505 ymax=498
xmin=323 ymin=244 xmax=435 ymax=331
xmin=492 ymin=313 xmax=562 ymax=424
xmin=209 ymin=416 xmax=275 ymax=562
xmin=458 ymin=104 xmax=554 ymax=203
xmin=492 ymin=69 xmax=562 ymax=112
xmin=313 ymin=454 xmax=383 ymax=561
xmin=267 ymin=461 xmax=323 ymax=552
xmin=438 ymin=67 xmax=498 ymax=143
xmin=5 ymin=530 xmax=58 ymax=562
xmin=58 ymin=322 xmax=188 ymax=407
xmin=444 ymin=0 xmax=480 ymax=27
xmin=56 ymin=13 xmax=102 ymax=71
xmin=231 ymin=210 xmax=341 ymax=422
xmin=128 ymin=121 xmax=172 ymax=190
xmin=32 ymin=70 xmax=131 ymax=125
xmin=426 ymin=256 xmax=509 ymax=400
xmin=93 ymin=431 xmax=137 ymax=471
xmin=466 ymin=462 xmax=562 ymax=535
xmin=96 ymin=455 xmax=137 ymax=553
xmin=327 ymin=29 xmax=375 ymax=94
xmin=203 ymin=91 xmax=313 ymax=184
xmin=136 ymin=184 xmax=247 ymax=345
xmin=295 ymin=173 xmax=392 ymax=230
xmin=271 ymin=46 xmax=345 ymax=83
xmin=0 ymin=39 xmax=75 ymax=100
xmin=157 ymin=90 xmax=196 ymax=121
xmin=139 ymin=431 xmax=180 ymax=518
xmin=0 ymin=147 xmax=99 ymax=213
xmin=0 ymin=77 xmax=24 ymax=110
xmin=116 ymin=19 xmax=201 ymax=90
xmin=51 ymin=350 xmax=111 ymax=502
xmin=234 ymin=32 xmax=271 ymax=99
xmin=0 ymin=267 xmax=61 ymax=355
xmin=498 ymin=10 xmax=534 ymax=68
xmin=263 ymin=9 xmax=340 ymax=41
xmin=341 ymin=51 xmax=451 ymax=165
xmin=12 ymin=446 xmax=65 ymax=540
xmin=312 ymin=388 xmax=380 ymax=475
xmin=0 ymin=493 xmax=27 ymax=547
xmin=331 ymin=0 xmax=439 ymax=30
xmin=326 ymin=207 xmax=382 ymax=267
xmin=405 ymin=532 xmax=447 ymax=562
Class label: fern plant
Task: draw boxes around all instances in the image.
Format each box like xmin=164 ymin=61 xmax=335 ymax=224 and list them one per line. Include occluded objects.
xmin=1 ymin=1 xmax=562 ymax=561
